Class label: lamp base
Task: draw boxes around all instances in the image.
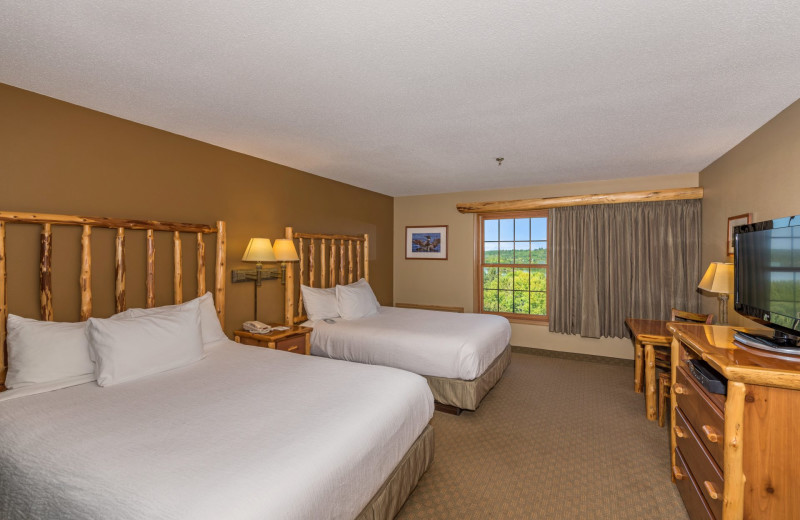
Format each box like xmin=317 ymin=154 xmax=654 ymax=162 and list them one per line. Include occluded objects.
xmin=718 ymin=293 xmax=729 ymax=325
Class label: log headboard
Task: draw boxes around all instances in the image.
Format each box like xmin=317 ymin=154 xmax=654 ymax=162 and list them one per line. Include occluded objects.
xmin=0 ymin=210 xmax=227 ymax=390
xmin=283 ymin=226 xmax=368 ymax=325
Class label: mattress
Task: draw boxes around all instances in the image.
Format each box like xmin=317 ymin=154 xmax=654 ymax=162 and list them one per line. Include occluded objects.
xmin=305 ymin=306 xmax=511 ymax=380
xmin=0 ymin=340 xmax=434 ymax=520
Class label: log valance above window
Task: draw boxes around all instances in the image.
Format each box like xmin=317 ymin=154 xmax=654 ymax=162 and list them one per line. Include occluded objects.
xmin=548 ymin=200 xmax=702 ymax=338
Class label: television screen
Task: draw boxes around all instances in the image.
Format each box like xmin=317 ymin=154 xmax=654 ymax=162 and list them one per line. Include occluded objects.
xmin=734 ymin=215 xmax=800 ymax=337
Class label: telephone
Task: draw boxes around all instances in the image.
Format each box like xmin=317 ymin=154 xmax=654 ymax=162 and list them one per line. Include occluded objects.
xmin=243 ymin=321 xmax=272 ymax=334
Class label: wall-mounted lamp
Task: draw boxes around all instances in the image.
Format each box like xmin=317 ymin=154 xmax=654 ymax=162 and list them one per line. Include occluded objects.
xmin=233 ymin=238 xmax=280 ymax=320
xmin=272 ymin=238 xmax=300 ymax=283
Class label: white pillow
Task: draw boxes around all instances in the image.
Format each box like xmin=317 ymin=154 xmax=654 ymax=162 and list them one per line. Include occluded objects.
xmin=113 ymin=292 xmax=226 ymax=348
xmin=5 ymin=315 xmax=95 ymax=390
xmin=87 ymin=298 xmax=204 ymax=387
xmin=336 ymin=279 xmax=380 ymax=320
xmin=301 ymin=285 xmax=340 ymax=320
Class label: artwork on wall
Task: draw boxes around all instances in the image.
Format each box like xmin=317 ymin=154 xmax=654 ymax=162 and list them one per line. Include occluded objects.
xmin=405 ymin=225 xmax=448 ymax=260
xmin=727 ymin=213 xmax=752 ymax=256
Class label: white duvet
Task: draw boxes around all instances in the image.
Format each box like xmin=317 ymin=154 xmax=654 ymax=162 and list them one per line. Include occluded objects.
xmin=0 ymin=340 xmax=433 ymax=520
xmin=305 ymin=306 xmax=511 ymax=380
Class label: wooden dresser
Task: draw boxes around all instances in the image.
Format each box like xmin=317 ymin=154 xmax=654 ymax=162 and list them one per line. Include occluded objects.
xmin=668 ymin=323 xmax=800 ymax=520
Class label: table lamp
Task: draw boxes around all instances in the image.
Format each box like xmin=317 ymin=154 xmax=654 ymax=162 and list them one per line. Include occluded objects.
xmin=698 ymin=262 xmax=734 ymax=325
xmin=272 ymin=238 xmax=299 ymax=283
xmin=241 ymin=238 xmax=276 ymax=320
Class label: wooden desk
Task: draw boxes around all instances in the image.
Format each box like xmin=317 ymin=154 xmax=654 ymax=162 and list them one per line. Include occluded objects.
xmin=626 ymin=318 xmax=671 ymax=421
xmin=668 ymin=323 xmax=800 ymax=520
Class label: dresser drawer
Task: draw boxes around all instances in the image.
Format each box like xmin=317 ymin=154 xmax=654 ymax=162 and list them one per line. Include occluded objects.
xmin=276 ymin=334 xmax=306 ymax=354
xmin=675 ymin=408 xmax=724 ymax=520
xmin=674 ymin=367 xmax=725 ymax=468
xmin=673 ymin=447 xmax=716 ymax=520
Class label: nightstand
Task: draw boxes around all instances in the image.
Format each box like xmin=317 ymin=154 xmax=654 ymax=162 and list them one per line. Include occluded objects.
xmin=234 ymin=325 xmax=312 ymax=355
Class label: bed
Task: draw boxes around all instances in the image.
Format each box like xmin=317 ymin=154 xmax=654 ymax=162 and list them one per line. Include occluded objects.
xmin=0 ymin=211 xmax=434 ymax=520
xmin=282 ymin=227 xmax=512 ymax=413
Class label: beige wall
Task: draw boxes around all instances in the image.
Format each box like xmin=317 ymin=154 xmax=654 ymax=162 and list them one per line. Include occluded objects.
xmin=394 ymin=173 xmax=699 ymax=359
xmin=699 ymin=98 xmax=800 ymax=325
xmin=0 ymin=84 xmax=393 ymax=333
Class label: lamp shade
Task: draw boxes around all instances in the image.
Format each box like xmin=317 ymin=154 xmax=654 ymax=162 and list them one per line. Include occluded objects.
xmin=698 ymin=262 xmax=733 ymax=294
xmin=272 ymin=239 xmax=299 ymax=261
xmin=241 ymin=238 xmax=276 ymax=263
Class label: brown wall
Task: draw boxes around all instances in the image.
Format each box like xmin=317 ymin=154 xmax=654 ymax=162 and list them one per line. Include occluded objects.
xmin=394 ymin=173 xmax=699 ymax=359
xmin=699 ymin=98 xmax=800 ymax=325
xmin=0 ymin=84 xmax=393 ymax=333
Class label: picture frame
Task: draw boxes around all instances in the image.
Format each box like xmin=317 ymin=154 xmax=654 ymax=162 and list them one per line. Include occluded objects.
xmin=727 ymin=213 xmax=752 ymax=256
xmin=405 ymin=225 xmax=448 ymax=260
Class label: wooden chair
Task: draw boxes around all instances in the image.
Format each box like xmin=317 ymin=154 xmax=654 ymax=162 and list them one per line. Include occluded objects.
xmin=655 ymin=308 xmax=713 ymax=426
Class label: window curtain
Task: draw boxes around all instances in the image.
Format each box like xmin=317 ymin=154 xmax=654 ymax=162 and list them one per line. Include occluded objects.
xmin=548 ymin=199 xmax=702 ymax=338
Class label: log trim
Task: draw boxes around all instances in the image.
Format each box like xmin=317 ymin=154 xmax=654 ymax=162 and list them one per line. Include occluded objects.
xmin=456 ymin=187 xmax=703 ymax=214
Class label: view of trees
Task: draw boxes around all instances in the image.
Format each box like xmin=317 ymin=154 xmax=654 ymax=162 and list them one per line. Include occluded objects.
xmin=482 ymin=216 xmax=548 ymax=316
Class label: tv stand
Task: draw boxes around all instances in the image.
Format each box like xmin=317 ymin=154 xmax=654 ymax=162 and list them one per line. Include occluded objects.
xmin=734 ymin=330 xmax=800 ymax=355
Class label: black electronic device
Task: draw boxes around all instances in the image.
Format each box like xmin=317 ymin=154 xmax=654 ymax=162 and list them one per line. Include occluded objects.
xmin=734 ymin=214 xmax=800 ymax=348
xmin=686 ymin=359 xmax=727 ymax=395
xmin=734 ymin=330 xmax=800 ymax=355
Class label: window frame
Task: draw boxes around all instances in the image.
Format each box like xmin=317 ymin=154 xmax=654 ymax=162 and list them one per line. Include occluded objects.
xmin=474 ymin=210 xmax=550 ymax=323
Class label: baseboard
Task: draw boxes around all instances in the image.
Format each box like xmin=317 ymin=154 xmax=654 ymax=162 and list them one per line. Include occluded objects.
xmin=511 ymin=345 xmax=633 ymax=367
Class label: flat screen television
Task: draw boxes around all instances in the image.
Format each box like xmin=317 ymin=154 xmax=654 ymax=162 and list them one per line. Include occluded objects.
xmin=734 ymin=214 xmax=800 ymax=347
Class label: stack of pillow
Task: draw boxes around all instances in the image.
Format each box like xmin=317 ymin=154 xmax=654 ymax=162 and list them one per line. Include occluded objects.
xmin=300 ymin=278 xmax=381 ymax=321
xmin=4 ymin=292 xmax=227 ymax=393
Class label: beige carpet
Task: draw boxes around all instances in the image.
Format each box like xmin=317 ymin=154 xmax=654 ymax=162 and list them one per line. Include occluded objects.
xmin=396 ymin=350 xmax=689 ymax=520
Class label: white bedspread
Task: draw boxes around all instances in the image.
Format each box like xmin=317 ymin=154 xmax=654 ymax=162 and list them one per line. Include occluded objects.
xmin=0 ymin=341 xmax=433 ymax=520
xmin=305 ymin=306 xmax=511 ymax=380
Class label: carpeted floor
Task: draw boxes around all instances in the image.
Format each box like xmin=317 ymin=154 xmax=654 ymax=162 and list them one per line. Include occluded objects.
xmin=396 ymin=350 xmax=689 ymax=520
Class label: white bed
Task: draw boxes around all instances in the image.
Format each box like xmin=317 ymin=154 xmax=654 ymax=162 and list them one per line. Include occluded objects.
xmin=284 ymin=228 xmax=513 ymax=412
xmin=0 ymin=340 xmax=433 ymax=520
xmin=305 ymin=306 xmax=511 ymax=380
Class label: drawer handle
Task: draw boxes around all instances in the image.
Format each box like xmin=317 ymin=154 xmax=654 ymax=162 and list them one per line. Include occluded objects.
xmin=673 ymin=426 xmax=687 ymax=438
xmin=701 ymin=425 xmax=721 ymax=444
xmin=286 ymin=345 xmax=298 ymax=352
xmin=703 ymin=480 xmax=721 ymax=501
xmin=672 ymin=465 xmax=687 ymax=481
xmin=672 ymin=383 xmax=687 ymax=395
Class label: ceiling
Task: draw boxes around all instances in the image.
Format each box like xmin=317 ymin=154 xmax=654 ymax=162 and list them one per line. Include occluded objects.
xmin=2 ymin=2 xmax=799 ymax=196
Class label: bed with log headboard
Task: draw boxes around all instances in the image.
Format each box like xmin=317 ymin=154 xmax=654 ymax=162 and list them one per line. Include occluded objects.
xmin=283 ymin=226 xmax=512 ymax=413
xmin=0 ymin=210 xmax=433 ymax=520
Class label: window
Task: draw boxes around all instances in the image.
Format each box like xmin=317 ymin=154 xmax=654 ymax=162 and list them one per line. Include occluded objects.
xmin=477 ymin=211 xmax=548 ymax=321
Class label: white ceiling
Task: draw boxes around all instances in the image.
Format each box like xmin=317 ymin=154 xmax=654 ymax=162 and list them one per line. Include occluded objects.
xmin=2 ymin=2 xmax=799 ymax=196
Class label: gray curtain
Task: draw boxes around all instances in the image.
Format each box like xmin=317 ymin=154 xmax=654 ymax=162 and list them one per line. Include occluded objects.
xmin=549 ymin=199 xmax=702 ymax=338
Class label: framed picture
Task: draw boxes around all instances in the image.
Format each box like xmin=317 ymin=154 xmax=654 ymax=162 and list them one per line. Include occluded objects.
xmin=727 ymin=213 xmax=752 ymax=256
xmin=405 ymin=225 xmax=448 ymax=260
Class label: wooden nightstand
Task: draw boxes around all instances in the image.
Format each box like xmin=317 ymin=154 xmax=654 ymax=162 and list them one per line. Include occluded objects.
xmin=234 ymin=325 xmax=312 ymax=355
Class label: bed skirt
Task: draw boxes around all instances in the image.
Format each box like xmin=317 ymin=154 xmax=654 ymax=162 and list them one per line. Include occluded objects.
xmin=355 ymin=424 xmax=434 ymax=520
xmin=424 ymin=344 xmax=511 ymax=411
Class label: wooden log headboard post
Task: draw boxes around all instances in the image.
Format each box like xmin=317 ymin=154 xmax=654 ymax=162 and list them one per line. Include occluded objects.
xmin=284 ymin=226 xmax=295 ymax=326
xmin=0 ymin=222 xmax=6 ymax=384
xmin=40 ymin=223 xmax=54 ymax=321
xmin=214 ymin=220 xmax=226 ymax=329
xmin=0 ymin=210 xmax=227 ymax=391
